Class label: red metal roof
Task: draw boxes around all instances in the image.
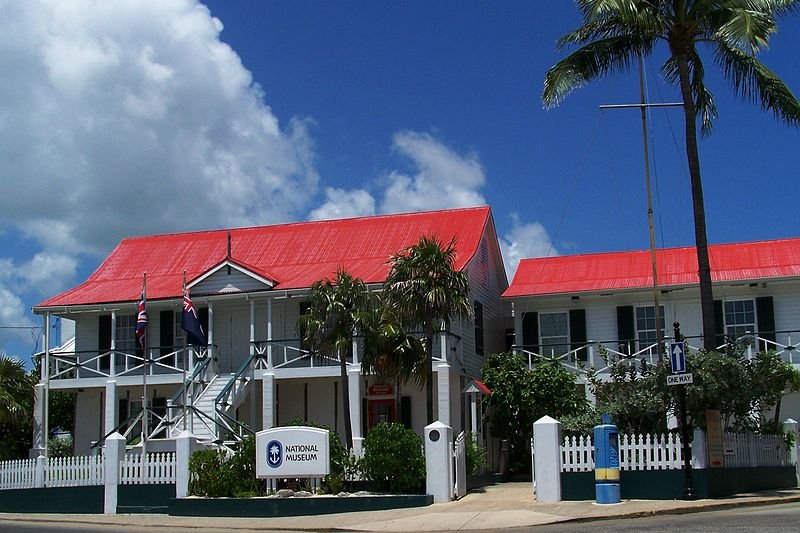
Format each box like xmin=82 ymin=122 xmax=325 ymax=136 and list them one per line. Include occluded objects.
xmin=37 ymin=207 xmax=492 ymax=308
xmin=503 ymin=238 xmax=800 ymax=298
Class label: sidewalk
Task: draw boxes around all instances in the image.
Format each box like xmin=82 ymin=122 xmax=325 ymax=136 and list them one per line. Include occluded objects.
xmin=2 ymin=483 xmax=800 ymax=531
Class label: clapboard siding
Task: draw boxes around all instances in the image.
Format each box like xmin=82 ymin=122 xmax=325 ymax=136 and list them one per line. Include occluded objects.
xmin=193 ymin=269 xmax=270 ymax=295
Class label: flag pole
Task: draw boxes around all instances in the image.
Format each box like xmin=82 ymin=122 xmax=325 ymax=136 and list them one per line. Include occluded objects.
xmin=182 ymin=271 xmax=188 ymax=432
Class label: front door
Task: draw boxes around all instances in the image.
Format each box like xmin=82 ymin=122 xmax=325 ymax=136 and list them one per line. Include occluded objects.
xmin=212 ymin=305 xmax=250 ymax=373
xmin=367 ymin=399 xmax=395 ymax=429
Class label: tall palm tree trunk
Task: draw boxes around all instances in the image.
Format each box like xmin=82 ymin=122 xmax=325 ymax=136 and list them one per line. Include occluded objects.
xmin=676 ymin=53 xmax=717 ymax=351
xmin=425 ymin=319 xmax=435 ymax=425
xmin=340 ymin=346 xmax=353 ymax=449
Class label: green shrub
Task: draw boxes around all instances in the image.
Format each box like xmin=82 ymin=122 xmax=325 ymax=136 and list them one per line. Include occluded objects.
xmin=464 ymin=433 xmax=486 ymax=475
xmin=361 ymin=422 xmax=424 ymax=494
xmin=188 ymin=448 xmax=229 ymax=497
xmin=48 ymin=437 xmax=73 ymax=458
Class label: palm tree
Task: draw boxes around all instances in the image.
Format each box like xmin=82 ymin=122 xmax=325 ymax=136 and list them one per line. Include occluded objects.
xmin=0 ymin=354 xmax=35 ymax=426
xmin=384 ymin=236 xmax=472 ymax=424
xmin=297 ymin=269 xmax=370 ymax=449
xmin=360 ymin=297 xmax=426 ymax=418
xmin=543 ymin=1 xmax=800 ymax=351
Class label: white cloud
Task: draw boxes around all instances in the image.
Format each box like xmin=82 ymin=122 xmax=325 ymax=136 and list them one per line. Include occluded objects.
xmin=0 ymin=286 xmax=37 ymax=353
xmin=18 ymin=253 xmax=79 ymax=297
xmin=309 ymin=188 xmax=376 ymax=221
xmin=0 ymin=0 xmax=319 ymax=258
xmin=500 ymin=214 xmax=559 ymax=281
xmin=380 ymin=131 xmax=486 ymax=214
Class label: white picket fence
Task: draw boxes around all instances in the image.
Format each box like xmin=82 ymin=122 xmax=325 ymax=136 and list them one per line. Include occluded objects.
xmin=562 ymin=431 xmax=792 ymax=472
xmin=0 ymin=452 xmax=176 ymax=490
xmin=722 ymin=433 xmax=790 ymax=468
xmin=46 ymin=455 xmax=104 ymax=487
xmin=0 ymin=458 xmax=38 ymax=490
xmin=119 ymin=452 xmax=177 ymax=484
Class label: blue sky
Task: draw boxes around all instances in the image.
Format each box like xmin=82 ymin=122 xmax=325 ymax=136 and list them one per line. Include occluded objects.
xmin=1 ymin=1 xmax=798 ymax=361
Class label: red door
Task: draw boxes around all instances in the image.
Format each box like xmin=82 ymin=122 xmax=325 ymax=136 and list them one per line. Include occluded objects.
xmin=367 ymin=399 xmax=395 ymax=429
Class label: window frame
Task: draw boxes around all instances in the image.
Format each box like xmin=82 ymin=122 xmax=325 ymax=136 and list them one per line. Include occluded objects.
xmin=723 ymin=299 xmax=756 ymax=338
xmin=539 ymin=311 xmax=569 ymax=356
xmin=635 ymin=305 xmax=665 ymax=352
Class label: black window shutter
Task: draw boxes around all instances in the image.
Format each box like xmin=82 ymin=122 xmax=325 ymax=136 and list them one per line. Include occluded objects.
xmin=160 ymin=310 xmax=174 ymax=357
xmin=714 ymin=300 xmax=724 ymax=347
xmin=400 ymin=396 xmax=412 ymax=429
xmin=756 ymin=296 xmax=776 ymax=348
xmin=98 ymin=315 xmax=111 ymax=370
xmin=118 ymin=398 xmax=128 ymax=424
xmin=521 ymin=312 xmax=539 ymax=353
xmin=474 ymin=301 xmax=484 ymax=355
xmin=616 ymin=306 xmax=634 ymax=355
xmin=198 ymin=308 xmax=209 ymax=346
xmin=569 ymin=309 xmax=587 ymax=361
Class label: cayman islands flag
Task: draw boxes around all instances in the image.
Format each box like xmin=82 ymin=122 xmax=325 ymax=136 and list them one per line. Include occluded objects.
xmin=181 ymin=288 xmax=206 ymax=346
xmin=135 ymin=286 xmax=147 ymax=350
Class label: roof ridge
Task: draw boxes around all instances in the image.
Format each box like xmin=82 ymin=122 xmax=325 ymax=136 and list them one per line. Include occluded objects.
xmin=116 ymin=206 xmax=491 ymax=243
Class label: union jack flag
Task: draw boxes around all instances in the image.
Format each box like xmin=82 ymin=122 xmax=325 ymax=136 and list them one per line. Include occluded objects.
xmin=135 ymin=287 xmax=147 ymax=349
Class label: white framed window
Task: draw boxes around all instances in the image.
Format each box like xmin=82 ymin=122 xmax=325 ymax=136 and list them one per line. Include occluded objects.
xmin=724 ymin=299 xmax=755 ymax=337
xmin=115 ymin=314 xmax=136 ymax=353
xmin=540 ymin=312 xmax=568 ymax=356
xmin=636 ymin=305 xmax=665 ymax=351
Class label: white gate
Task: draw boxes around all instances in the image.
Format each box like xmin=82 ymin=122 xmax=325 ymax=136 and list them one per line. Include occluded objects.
xmin=453 ymin=431 xmax=467 ymax=499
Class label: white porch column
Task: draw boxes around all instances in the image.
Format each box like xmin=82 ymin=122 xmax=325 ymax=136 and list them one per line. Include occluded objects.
xmin=249 ymin=299 xmax=256 ymax=359
xmin=30 ymin=383 xmax=45 ymax=458
xmin=532 ymin=416 xmax=562 ymax=502
xmin=266 ymin=298 xmax=273 ymax=368
xmin=262 ymin=371 xmax=276 ymax=430
xmin=104 ymin=380 xmax=117 ymax=436
xmin=43 ymin=312 xmax=50 ymax=458
xmin=348 ymin=367 xmax=362 ymax=444
xmin=436 ymin=361 xmax=451 ymax=427
xmin=469 ymin=393 xmax=478 ymax=436
xmin=110 ymin=311 xmax=117 ymax=376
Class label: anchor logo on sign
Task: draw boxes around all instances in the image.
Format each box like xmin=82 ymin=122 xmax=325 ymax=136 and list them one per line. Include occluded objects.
xmin=267 ymin=440 xmax=283 ymax=468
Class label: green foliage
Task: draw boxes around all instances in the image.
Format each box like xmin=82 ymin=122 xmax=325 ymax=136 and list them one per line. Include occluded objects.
xmin=481 ymin=352 xmax=587 ymax=471
xmin=464 ymin=433 xmax=487 ymax=475
xmin=188 ymin=437 xmax=265 ymax=497
xmin=587 ymin=354 xmax=671 ymax=435
xmin=0 ymin=354 xmax=35 ymax=460
xmin=361 ymin=422 xmax=425 ymax=493
xmin=188 ymin=448 xmax=231 ymax=497
xmin=48 ymin=437 xmax=73 ymax=458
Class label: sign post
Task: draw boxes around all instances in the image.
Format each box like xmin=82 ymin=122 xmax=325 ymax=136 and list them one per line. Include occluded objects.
xmin=673 ymin=322 xmax=695 ymax=499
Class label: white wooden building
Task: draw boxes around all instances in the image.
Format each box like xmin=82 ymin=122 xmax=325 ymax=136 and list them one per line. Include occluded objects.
xmin=32 ymin=207 xmax=508 ymax=456
xmin=504 ymin=238 xmax=800 ymax=417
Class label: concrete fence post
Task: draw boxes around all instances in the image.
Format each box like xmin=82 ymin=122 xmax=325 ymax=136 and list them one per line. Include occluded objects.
xmin=424 ymin=421 xmax=453 ymax=503
xmin=533 ymin=415 xmax=561 ymax=503
xmin=175 ymin=431 xmax=198 ymax=498
xmin=691 ymin=428 xmax=708 ymax=469
xmin=783 ymin=418 xmax=799 ymax=483
xmin=104 ymin=433 xmax=126 ymax=514
xmin=34 ymin=455 xmax=46 ymax=488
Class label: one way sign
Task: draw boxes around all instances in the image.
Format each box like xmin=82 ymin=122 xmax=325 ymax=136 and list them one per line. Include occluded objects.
xmin=670 ymin=342 xmax=686 ymax=374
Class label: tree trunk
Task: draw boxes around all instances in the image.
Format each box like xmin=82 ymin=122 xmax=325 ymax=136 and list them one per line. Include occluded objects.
xmin=425 ymin=319 xmax=435 ymax=425
xmin=340 ymin=344 xmax=353 ymax=450
xmin=676 ymin=53 xmax=717 ymax=352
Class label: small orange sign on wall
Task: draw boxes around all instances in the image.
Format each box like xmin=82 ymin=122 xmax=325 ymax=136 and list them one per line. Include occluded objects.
xmin=368 ymin=384 xmax=393 ymax=396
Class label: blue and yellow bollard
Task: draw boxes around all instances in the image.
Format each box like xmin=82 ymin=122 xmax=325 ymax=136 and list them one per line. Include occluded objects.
xmin=593 ymin=421 xmax=621 ymax=504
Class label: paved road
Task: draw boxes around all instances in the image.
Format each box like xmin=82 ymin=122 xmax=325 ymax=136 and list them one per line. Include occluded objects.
xmin=536 ymin=501 xmax=800 ymax=533
xmin=2 ymin=502 xmax=800 ymax=533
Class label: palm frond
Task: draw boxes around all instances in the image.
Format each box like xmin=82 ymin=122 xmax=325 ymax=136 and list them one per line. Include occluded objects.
xmin=714 ymin=7 xmax=776 ymax=52
xmin=543 ymin=35 xmax=654 ymax=107
xmin=714 ymin=41 xmax=800 ymax=125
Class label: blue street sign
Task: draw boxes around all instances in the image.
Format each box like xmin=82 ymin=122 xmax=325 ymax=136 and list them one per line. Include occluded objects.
xmin=670 ymin=342 xmax=686 ymax=374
